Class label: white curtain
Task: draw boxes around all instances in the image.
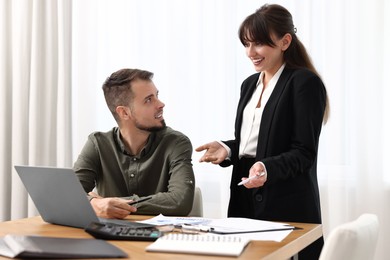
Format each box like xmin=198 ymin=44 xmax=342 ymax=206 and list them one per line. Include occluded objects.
xmin=1 ymin=0 xmax=389 ymax=259
xmin=0 ymin=0 xmax=72 ymax=220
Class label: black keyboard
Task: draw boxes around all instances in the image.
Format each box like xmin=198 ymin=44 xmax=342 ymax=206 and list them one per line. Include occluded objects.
xmin=85 ymin=222 xmax=163 ymax=241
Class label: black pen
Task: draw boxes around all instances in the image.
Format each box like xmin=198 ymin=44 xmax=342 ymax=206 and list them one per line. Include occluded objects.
xmin=128 ymin=195 xmax=153 ymax=205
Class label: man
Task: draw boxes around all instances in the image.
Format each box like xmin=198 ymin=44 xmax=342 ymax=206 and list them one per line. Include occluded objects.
xmin=73 ymin=68 xmax=195 ymax=219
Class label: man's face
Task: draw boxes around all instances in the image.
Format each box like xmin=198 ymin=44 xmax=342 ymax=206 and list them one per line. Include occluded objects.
xmin=128 ymin=79 xmax=166 ymax=132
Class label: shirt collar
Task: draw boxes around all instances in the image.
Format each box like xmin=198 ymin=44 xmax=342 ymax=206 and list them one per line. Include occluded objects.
xmin=114 ymin=127 xmax=156 ymax=158
xmin=256 ymin=63 xmax=286 ymax=87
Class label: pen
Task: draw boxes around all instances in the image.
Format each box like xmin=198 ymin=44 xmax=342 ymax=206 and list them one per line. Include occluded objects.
xmin=180 ymin=224 xmax=211 ymax=232
xmin=128 ymin=195 xmax=153 ymax=205
xmin=237 ymin=172 xmax=265 ymax=186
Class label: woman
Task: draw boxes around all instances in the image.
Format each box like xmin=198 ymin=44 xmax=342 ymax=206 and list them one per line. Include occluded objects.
xmin=196 ymin=4 xmax=329 ymax=259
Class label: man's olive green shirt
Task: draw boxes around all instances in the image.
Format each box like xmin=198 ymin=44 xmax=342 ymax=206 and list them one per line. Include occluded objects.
xmin=73 ymin=126 xmax=195 ymax=216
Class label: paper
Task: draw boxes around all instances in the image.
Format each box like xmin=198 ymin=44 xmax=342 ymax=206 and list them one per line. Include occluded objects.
xmin=139 ymin=214 xmax=294 ymax=242
xmin=207 ymin=217 xmax=294 ymax=234
xmin=137 ymin=213 xmax=211 ymax=226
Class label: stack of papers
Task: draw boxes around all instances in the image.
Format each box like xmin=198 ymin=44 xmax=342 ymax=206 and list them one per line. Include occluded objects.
xmin=138 ymin=214 xmax=294 ymax=242
xmin=207 ymin=217 xmax=295 ymax=234
xmin=138 ymin=214 xmax=209 ymax=226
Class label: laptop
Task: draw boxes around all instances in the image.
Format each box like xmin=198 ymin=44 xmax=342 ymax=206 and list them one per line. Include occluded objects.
xmin=14 ymin=165 xmax=153 ymax=229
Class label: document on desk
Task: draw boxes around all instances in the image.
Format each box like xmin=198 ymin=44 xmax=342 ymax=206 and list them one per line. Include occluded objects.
xmin=207 ymin=217 xmax=295 ymax=234
xmin=139 ymin=215 xmax=294 ymax=242
xmin=137 ymin=214 xmax=211 ymax=226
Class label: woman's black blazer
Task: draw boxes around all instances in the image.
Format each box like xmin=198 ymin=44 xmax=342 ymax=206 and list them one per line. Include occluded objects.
xmin=222 ymin=67 xmax=327 ymax=223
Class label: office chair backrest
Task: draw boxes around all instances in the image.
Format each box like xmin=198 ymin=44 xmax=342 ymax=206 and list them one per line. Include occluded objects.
xmin=188 ymin=187 xmax=203 ymax=217
xmin=319 ymin=213 xmax=379 ymax=260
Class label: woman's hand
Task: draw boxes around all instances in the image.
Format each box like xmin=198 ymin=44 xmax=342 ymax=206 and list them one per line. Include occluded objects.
xmin=195 ymin=141 xmax=228 ymax=164
xmin=243 ymin=162 xmax=267 ymax=189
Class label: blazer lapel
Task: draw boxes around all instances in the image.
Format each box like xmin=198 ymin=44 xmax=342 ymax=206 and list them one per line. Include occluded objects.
xmin=256 ymin=68 xmax=293 ymax=158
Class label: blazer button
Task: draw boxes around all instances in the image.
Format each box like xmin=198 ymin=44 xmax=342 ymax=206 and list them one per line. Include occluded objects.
xmin=255 ymin=194 xmax=263 ymax=202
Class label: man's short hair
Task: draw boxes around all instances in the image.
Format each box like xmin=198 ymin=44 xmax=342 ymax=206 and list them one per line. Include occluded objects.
xmin=102 ymin=68 xmax=154 ymax=121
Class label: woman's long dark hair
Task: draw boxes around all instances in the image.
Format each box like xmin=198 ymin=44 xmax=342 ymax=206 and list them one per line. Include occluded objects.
xmin=238 ymin=4 xmax=329 ymax=123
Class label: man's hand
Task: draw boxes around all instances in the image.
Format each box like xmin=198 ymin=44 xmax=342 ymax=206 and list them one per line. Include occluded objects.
xmin=195 ymin=141 xmax=228 ymax=164
xmin=88 ymin=192 xmax=137 ymax=219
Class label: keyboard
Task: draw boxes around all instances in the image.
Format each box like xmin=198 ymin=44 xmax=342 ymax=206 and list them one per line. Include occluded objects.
xmin=85 ymin=222 xmax=163 ymax=241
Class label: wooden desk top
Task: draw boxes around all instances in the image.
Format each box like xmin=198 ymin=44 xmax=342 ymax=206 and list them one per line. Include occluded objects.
xmin=0 ymin=215 xmax=322 ymax=260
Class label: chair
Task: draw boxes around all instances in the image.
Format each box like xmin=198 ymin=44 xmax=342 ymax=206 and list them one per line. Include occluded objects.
xmin=188 ymin=187 xmax=203 ymax=217
xmin=319 ymin=213 xmax=379 ymax=260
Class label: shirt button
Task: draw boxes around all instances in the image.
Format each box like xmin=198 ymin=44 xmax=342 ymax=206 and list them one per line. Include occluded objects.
xmin=133 ymin=158 xmax=137 ymax=161
xmin=255 ymin=194 xmax=263 ymax=202
xmin=130 ymin=174 xmax=135 ymax=178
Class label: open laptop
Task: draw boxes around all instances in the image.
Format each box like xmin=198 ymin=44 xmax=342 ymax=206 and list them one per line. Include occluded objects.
xmin=14 ymin=165 xmax=153 ymax=229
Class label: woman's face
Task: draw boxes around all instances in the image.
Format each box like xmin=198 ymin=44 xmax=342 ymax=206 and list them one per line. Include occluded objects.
xmin=245 ymin=33 xmax=290 ymax=76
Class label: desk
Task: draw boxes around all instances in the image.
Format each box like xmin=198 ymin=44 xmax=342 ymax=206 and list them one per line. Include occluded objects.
xmin=0 ymin=215 xmax=322 ymax=260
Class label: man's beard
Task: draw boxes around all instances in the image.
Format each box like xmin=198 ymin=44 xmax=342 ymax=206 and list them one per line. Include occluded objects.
xmin=135 ymin=119 xmax=166 ymax=132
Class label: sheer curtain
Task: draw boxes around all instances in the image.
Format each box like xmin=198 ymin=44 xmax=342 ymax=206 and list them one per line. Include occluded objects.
xmin=1 ymin=0 xmax=389 ymax=259
xmin=0 ymin=0 xmax=72 ymax=220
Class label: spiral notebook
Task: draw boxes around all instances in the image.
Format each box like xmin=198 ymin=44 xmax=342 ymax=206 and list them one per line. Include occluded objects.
xmin=146 ymin=233 xmax=250 ymax=257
